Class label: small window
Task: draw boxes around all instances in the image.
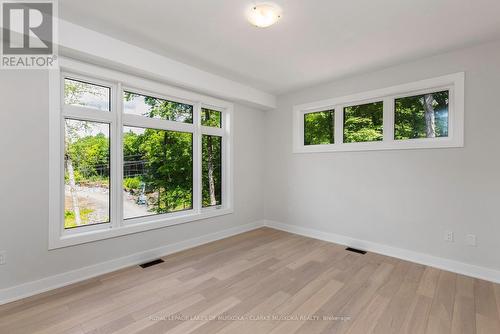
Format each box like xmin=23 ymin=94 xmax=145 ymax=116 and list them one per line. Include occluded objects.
xmin=293 ymin=73 xmax=463 ymax=153
xmin=123 ymin=91 xmax=193 ymax=123
xmin=201 ymin=108 xmax=222 ymax=128
xmin=202 ymin=135 xmax=222 ymax=207
xmin=64 ymin=79 xmax=111 ymax=111
xmin=304 ymin=110 xmax=335 ymax=145
xmin=395 ymin=91 xmax=449 ymax=140
xmin=123 ymin=126 xmax=193 ymax=220
xmin=64 ymin=119 xmax=110 ymax=229
xmin=343 ymin=101 xmax=383 ymax=143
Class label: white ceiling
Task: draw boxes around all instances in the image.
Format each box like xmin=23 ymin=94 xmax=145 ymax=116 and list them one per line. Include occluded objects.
xmin=60 ymin=0 xmax=500 ymax=95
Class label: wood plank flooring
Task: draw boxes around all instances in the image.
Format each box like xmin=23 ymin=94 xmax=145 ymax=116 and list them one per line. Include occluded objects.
xmin=1 ymin=227 xmax=499 ymax=334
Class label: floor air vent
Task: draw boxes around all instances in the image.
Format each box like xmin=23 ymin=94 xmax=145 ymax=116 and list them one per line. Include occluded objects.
xmin=139 ymin=259 xmax=165 ymax=268
xmin=345 ymin=247 xmax=367 ymax=255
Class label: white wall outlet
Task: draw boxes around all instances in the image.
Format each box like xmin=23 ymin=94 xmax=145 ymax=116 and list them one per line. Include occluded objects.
xmin=445 ymin=231 xmax=454 ymax=242
xmin=466 ymin=234 xmax=477 ymax=247
xmin=0 ymin=251 xmax=6 ymax=265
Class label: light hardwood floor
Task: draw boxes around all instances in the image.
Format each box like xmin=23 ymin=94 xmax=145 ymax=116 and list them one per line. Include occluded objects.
xmin=1 ymin=227 xmax=500 ymax=334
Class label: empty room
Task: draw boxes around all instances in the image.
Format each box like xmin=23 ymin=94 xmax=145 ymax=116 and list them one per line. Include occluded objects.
xmin=1 ymin=0 xmax=500 ymax=333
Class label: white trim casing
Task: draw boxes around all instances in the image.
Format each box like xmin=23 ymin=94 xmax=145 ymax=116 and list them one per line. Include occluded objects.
xmin=49 ymin=58 xmax=234 ymax=249
xmin=48 ymin=69 xmax=61 ymax=250
xmin=293 ymin=72 xmax=465 ymax=153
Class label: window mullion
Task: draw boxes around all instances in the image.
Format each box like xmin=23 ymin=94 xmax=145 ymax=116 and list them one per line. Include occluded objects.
xmin=57 ymin=72 xmax=65 ymax=239
xmin=62 ymin=106 xmax=114 ymax=123
xmin=221 ymin=131 xmax=227 ymax=209
xmin=122 ymin=114 xmax=194 ymax=133
xmin=334 ymin=105 xmax=343 ymax=144
xmin=113 ymin=83 xmax=123 ymax=228
xmin=193 ymin=102 xmax=202 ymax=214
xmin=223 ymin=106 xmax=232 ymax=209
xmin=201 ymin=126 xmax=224 ymax=136
xmin=383 ymin=97 xmax=395 ymax=143
xmin=298 ymin=111 xmax=305 ymax=147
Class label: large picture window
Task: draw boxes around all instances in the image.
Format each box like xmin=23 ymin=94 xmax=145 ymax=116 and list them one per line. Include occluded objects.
xmin=294 ymin=73 xmax=464 ymax=153
xmin=50 ymin=60 xmax=233 ymax=248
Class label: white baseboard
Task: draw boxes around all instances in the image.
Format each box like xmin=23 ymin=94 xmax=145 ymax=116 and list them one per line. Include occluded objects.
xmin=0 ymin=220 xmax=265 ymax=305
xmin=3 ymin=219 xmax=499 ymax=306
xmin=264 ymin=220 xmax=500 ymax=284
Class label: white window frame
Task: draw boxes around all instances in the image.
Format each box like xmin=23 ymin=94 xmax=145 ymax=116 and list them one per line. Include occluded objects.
xmin=49 ymin=58 xmax=233 ymax=249
xmin=293 ymin=72 xmax=465 ymax=153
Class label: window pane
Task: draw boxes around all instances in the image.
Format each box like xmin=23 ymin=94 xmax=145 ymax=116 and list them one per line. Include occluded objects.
xmin=64 ymin=79 xmax=110 ymax=111
xmin=343 ymin=101 xmax=383 ymax=143
xmin=123 ymin=127 xmax=193 ymax=219
xmin=395 ymin=91 xmax=449 ymax=140
xmin=124 ymin=91 xmax=193 ymax=123
xmin=64 ymin=120 xmax=110 ymax=229
xmin=202 ymin=135 xmax=222 ymax=207
xmin=304 ymin=110 xmax=335 ymax=145
xmin=201 ymin=108 xmax=222 ymax=128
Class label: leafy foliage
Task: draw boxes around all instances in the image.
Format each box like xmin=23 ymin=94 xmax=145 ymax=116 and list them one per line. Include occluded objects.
xmin=395 ymin=91 xmax=449 ymax=139
xmin=64 ymin=208 xmax=94 ymax=228
xmin=304 ymin=111 xmax=334 ymax=145
xmin=201 ymin=108 xmax=222 ymax=127
xmin=133 ymin=128 xmax=193 ymax=213
xmin=123 ymin=130 xmax=142 ymax=170
xmin=123 ymin=177 xmax=142 ymax=192
xmin=343 ymin=102 xmax=383 ymax=143
xmin=66 ymin=132 xmax=110 ymax=183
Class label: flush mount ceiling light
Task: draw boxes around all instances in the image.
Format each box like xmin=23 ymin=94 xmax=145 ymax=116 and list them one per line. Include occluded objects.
xmin=246 ymin=3 xmax=282 ymax=28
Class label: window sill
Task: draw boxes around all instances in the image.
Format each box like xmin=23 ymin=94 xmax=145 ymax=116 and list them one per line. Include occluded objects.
xmin=49 ymin=208 xmax=234 ymax=249
xmin=293 ymin=136 xmax=464 ymax=154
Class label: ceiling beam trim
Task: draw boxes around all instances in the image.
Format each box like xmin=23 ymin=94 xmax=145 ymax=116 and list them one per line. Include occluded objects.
xmin=58 ymin=19 xmax=276 ymax=110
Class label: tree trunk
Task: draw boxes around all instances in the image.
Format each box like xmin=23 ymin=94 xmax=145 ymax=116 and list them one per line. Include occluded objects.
xmin=205 ymin=110 xmax=217 ymax=205
xmin=157 ymin=187 xmax=161 ymax=212
xmin=423 ymin=94 xmax=436 ymax=138
xmin=66 ymin=155 xmax=82 ymax=226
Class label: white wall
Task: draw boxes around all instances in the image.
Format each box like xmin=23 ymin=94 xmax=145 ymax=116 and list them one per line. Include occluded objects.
xmin=264 ymin=40 xmax=500 ymax=273
xmin=0 ymin=70 xmax=265 ymax=290
xmin=1 ymin=38 xmax=500 ymax=298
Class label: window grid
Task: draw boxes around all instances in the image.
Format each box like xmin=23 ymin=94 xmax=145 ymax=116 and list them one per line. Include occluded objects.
xmin=60 ymin=72 xmax=228 ymax=237
xmin=294 ymin=73 xmax=464 ymax=153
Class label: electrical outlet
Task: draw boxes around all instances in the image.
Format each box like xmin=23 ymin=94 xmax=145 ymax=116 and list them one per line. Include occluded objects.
xmin=0 ymin=251 xmax=6 ymax=265
xmin=466 ymin=234 xmax=477 ymax=247
xmin=445 ymin=231 xmax=454 ymax=242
